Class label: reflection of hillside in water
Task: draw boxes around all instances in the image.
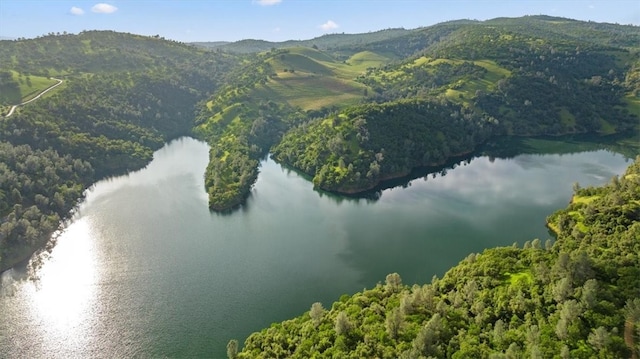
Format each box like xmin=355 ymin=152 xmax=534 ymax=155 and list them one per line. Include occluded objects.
xmin=296 ymin=131 xmax=640 ymax=205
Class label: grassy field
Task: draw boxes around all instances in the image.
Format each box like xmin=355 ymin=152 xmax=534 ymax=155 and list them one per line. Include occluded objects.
xmin=558 ymin=107 xmax=576 ymax=127
xmin=346 ymin=50 xmax=397 ymax=71
xmin=623 ymin=94 xmax=640 ymax=117
xmin=1 ymin=71 xmax=63 ymax=116
xmin=256 ymin=51 xmax=517 ymax=111
xmin=443 ymin=59 xmax=511 ymax=104
xmin=12 ymin=70 xmax=59 ymax=102
xmin=247 ymin=47 xmax=393 ymax=111
xmin=258 ymin=72 xmax=367 ymax=110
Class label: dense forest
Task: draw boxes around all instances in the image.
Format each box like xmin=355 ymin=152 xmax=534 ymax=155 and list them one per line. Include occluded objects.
xmin=272 ymin=99 xmax=496 ymax=192
xmin=228 ymin=157 xmax=640 ymax=359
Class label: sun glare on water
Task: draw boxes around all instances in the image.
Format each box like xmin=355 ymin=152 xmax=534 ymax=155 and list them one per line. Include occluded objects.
xmin=24 ymin=217 xmax=101 ymax=348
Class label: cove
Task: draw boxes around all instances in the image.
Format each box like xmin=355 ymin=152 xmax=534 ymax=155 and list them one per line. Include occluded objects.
xmin=0 ymin=136 xmax=635 ymax=358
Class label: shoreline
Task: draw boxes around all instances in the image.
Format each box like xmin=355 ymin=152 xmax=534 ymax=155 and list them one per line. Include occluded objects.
xmin=316 ymin=149 xmax=476 ymax=196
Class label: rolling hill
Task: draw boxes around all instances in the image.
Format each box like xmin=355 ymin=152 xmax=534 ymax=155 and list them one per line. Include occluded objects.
xmin=197 ymin=15 xmax=640 ymax=207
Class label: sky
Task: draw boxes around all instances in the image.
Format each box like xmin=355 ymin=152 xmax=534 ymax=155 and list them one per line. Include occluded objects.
xmin=0 ymin=0 xmax=639 ymax=43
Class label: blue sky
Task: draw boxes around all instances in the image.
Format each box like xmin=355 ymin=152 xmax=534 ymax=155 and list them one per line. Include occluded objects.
xmin=1 ymin=0 xmax=638 ymax=42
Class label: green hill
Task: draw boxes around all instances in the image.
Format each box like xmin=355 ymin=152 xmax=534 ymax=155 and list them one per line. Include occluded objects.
xmin=0 ymin=31 xmax=239 ymax=271
xmin=0 ymin=70 xmax=61 ymax=114
xmin=193 ymin=46 xmax=395 ymax=210
xmin=250 ymin=17 xmax=640 ymax=197
xmin=198 ymin=16 xmax=639 ymax=206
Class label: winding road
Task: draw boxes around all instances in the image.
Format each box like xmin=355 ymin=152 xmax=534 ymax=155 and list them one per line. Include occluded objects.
xmin=4 ymin=77 xmax=63 ymax=117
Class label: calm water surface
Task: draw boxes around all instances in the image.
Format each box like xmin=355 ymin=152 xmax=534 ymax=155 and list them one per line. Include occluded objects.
xmin=0 ymin=136 xmax=633 ymax=357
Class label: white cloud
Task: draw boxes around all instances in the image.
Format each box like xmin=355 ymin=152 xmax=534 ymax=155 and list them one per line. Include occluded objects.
xmin=319 ymin=20 xmax=339 ymax=31
xmin=70 ymin=6 xmax=85 ymax=15
xmin=255 ymin=0 xmax=282 ymax=5
xmin=91 ymin=3 xmax=118 ymax=14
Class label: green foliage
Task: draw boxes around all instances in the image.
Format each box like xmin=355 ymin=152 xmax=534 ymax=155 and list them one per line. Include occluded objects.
xmin=0 ymin=31 xmax=238 ymax=270
xmin=0 ymin=141 xmax=94 ymax=271
xmin=193 ymin=49 xmax=313 ymax=210
xmin=0 ymin=70 xmax=21 ymax=105
xmin=232 ymin=157 xmax=640 ymax=358
xmin=227 ymin=339 xmax=239 ymax=359
xmin=195 ymin=16 xmax=639 ymax=210
xmin=273 ymin=99 xmax=495 ymax=193
xmin=0 ymin=31 xmax=221 ymax=76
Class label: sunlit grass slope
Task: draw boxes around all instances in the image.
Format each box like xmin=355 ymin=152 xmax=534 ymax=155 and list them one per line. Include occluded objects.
xmin=255 ymin=47 xmax=394 ymax=111
xmin=1 ymin=71 xmax=59 ymax=105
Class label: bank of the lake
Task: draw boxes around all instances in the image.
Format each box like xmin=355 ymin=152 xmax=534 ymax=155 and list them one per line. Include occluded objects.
xmin=0 ymin=136 xmax=636 ymax=358
xmin=235 ymin=157 xmax=640 ymax=358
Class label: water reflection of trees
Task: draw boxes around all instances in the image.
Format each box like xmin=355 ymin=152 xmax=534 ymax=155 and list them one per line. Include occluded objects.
xmin=273 ymin=131 xmax=639 ymax=205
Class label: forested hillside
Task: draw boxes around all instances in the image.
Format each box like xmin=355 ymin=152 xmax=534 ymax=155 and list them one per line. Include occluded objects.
xmin=272 ymin=99 xmax=496 ymax=192
xmin=199 ymin=15 xmax=640 ymax=202
xmin=0 ymin=31 xmax=239 ymax=271
xmin=229 ymin=157 xmax=640 ymax=359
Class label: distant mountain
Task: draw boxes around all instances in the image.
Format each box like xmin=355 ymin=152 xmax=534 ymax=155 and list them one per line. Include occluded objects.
xmin=193 ymin=28 xmax=411 ymax=53
xmin=190 ymin=41 xmax=230 ymax=49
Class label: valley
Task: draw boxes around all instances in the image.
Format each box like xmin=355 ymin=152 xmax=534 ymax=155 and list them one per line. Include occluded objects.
xmin=0 ymin=14 xmax=639 ymax=358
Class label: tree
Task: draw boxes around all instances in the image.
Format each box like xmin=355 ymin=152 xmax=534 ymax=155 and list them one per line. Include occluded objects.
xmin=531 ymin=238 xmax=541 ymax=249
xmin=505 ymin=342 xmax=521 ymax=359
xmin=226 ymin=339 xmax=238 ymax=359
xmin=385 ymin=307 xmax=405 ymax=339
xmin=571 ymin=251 xmax=594 ymax=284
xmin=335 ymin=311 xmax=353 ymax=336
xmin=553 ymin=277 xmax=573 ymax=303
xmin=310 ymin=302 xmax=325 ymax=327
xmin=492 ymin=319 xmax=505 ymax=347
xmin=588 ymin=326 xmax=610 ymax=351
xmin=385 ymin=272 xmax=402 ymax=293
xmin=580 ymin=279 xmax=598 ymax=310
xmin=624 ymin=299 xmax=640 ymax=358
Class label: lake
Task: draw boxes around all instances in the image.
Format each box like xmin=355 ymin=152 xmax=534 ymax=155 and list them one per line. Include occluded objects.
xmin=0 ymin=135 xmax=635 ymax=358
